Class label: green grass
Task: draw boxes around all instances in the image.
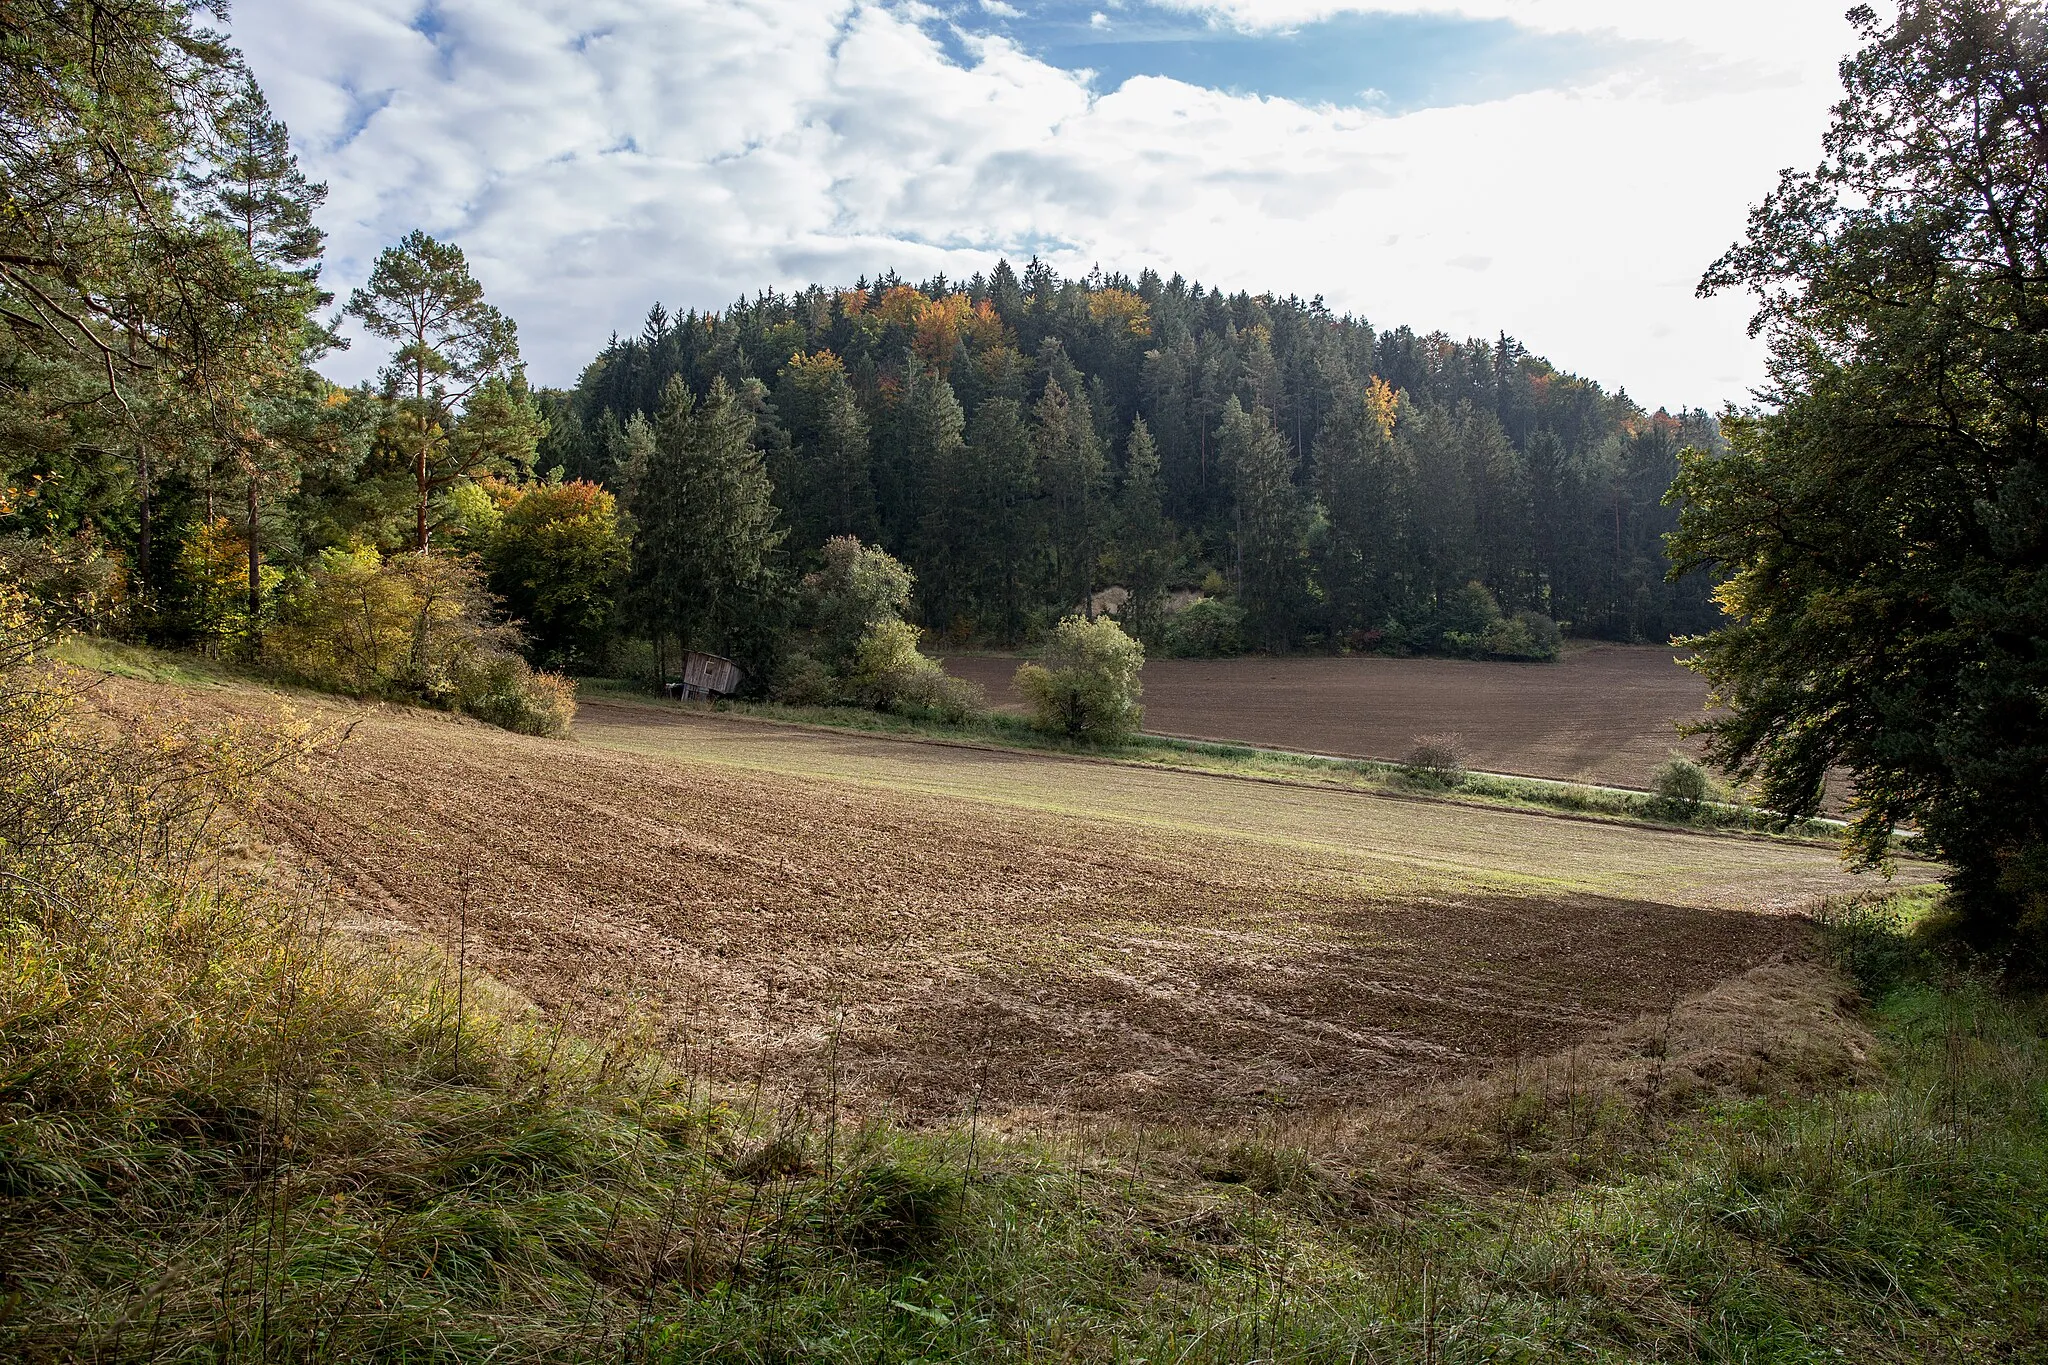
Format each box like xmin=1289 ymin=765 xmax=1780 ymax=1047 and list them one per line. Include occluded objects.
xmin=578 ymin=677 xmax=1842 ymax=845
xmin=50 ymin=634 xmax=246 ymax=686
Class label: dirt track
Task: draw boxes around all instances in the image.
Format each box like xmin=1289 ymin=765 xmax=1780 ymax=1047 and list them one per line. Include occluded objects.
xmin=943 ymin=644 xmax=1708 ymax=788
xmin=168 ymin=681 xmax=1913 ymax=1129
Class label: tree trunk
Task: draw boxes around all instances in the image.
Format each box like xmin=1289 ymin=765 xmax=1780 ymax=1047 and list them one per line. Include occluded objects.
xmin=136 ymin=441 xmax=152 ymax=612
xmin=417 ymin=424 xmax=431 ymax=551
xmin=247 ymin=472 xmax=262 ymax=631
xmin=415 ymin=347 xmax=432 ymax=551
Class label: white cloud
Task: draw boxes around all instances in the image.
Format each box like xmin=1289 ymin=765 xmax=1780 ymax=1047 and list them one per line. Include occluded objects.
xmin=232 ymin=0 xmax=1864 ymax=408
xmin=980 ymin=0 xmax=1022 ymax=15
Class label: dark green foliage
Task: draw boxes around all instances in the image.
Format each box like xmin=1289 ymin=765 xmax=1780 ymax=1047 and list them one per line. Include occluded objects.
xmin=624 ymin=377 xmax=786 ymax=679
xmin=1112 ymin=417 xmax=1173 ymax=644
xmin=1674 ymin=0 xmax=2048 ymax=948
xmin=1160 ymin=597 xmax=1245 ymax=657
xmin=1220 ymin=398 xmax=1309 ymax=652
xmin=539 ymin=264 xmax=1722 ymax=656
xmin=1032 ymin=376 xmax=1106 ymax=618
xmin=773 ymin=350 xmax=875 ymax=552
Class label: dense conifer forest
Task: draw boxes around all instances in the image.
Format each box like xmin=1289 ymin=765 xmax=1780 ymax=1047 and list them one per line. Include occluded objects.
xmin=537 ymin=264 xmax=1722 ymax=658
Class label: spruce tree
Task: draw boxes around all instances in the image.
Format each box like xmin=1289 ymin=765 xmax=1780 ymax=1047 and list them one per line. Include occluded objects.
xmin=964 ymin=397 xmax=1039 ymax=642
xmin=1312 ymin=378 xmax=1402 ymax=641
xmin=626 ymin=378 xmax=785 ymax=675
xmin=1033 ymin=378 xmax=1105 ymax=617
xmin=774 ymin=352 xmax=875 ymax=553
xmin=1113 ymin=417 xmax=1173 ymax=644
xmin=1221 ymin=398 xmax=1308 ymax=652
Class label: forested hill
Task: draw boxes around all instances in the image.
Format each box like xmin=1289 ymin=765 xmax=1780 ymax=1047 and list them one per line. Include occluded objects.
xmin=535 ymin=261 xmax=1722 ymax=653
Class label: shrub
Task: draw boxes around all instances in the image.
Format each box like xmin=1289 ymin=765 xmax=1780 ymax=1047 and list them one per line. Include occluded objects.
xmin=0 ymin=524 xmax=127 ymax=634
xmin=1161 ymin=597 xmax=1245 ymax=657
xmin=843 ymin=617 xmax=984 ymax=721
xmin=776 ymin=537 xmax=979 ymax=720
xmin=772 ymin=652 xmax=838 ymax=706
xmin=451 ymin=649 xmax=577 ymax=737
xmin=1406 ymin=733 xmax=1467 ymax=787
xmin=1653 ymin=751 xmax=1715 ymax=816
xmin=802 ymin=535 xmax=916 ymax=669
xmin=1016 ymin=615 xmax=1144 ymax=743
xmin=268 ymin=545 xmax=574 ymax=736
xmin=1439 ymin=583 xmax=1562 ymax=661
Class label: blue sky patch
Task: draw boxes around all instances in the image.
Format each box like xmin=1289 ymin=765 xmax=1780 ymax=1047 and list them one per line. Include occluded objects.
xmin=931 ymin=2 xmax=1648 ymax=112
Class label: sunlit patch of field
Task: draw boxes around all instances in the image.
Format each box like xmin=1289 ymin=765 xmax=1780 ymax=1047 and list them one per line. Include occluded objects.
xmin=574 ymin=699 xmax=1892 ymax=912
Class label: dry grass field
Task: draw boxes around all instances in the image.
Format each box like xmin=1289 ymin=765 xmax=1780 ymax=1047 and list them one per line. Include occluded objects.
xmin=88 ymin=674 xmax=1923 ymax=1133
xmin=943 ymin=643 xmax=1708 ymax=788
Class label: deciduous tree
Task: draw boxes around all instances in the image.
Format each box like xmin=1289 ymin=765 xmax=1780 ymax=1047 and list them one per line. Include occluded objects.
xmin=1673 ymin=0 xmax=2048 ymax=947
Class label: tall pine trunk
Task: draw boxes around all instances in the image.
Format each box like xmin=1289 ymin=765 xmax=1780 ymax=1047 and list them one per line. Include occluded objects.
xmin=417 ymin=423 xmax=431 ymax=550
xmin=246 ymin=471 xmax=262 ymax=633
xmin=136 ymin=442 xmax=152 ymax=616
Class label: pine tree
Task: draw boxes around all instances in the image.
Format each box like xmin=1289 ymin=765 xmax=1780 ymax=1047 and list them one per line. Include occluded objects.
xmin=344 ymin=231 xmax=523 ymax=549
xmin=182 ymin=73 xmax=338 ymax=630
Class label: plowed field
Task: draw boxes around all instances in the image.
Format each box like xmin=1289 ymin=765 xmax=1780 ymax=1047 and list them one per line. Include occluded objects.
xmin=943 ymin=644 xmax=1708 ymax=789
xmin=120 ymin=675 xmax=1911 ymax=1130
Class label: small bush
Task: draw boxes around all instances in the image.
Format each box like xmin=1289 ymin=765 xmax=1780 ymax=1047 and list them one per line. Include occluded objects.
xmin=1406 ymin=733 xmax=1467 ymax=786
xmin=1016 ymin=615 xmax=1145 ymax=743
xmin=1160 ymin=597 xmax=1245 ymax=657
xmin=839 ymin=617 xmax=984 ymax=722
xmin=451 ymin=649 xmax=577 ymax=737
xmin=772 ymin=651 xmax=838 ymax=706
xmin=1439 ymin=583 xmax=1562 ymax=661
xmin=1653 ymin=752 xmax=1714 ymax=816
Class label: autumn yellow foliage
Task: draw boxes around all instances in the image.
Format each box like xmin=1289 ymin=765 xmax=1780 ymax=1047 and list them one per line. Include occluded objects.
xmin=1087 ymin=287 xmax=1151 ymax=339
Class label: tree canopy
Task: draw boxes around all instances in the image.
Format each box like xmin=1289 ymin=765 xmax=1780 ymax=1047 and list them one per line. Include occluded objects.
xmin=551 ymin=265 xmax=1720 ymax=657
xmin=1673 ymin=0 xmax=2048 ymax=947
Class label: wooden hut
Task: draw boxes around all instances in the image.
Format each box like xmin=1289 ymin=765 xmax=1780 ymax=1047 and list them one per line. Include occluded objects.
xmin=666 ymin=650 xmax=744 ymax=701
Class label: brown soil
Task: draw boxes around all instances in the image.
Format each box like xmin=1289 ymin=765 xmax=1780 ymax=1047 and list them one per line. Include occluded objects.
xmin=943 ymin=644 xmax=1708 ymax=788
xmin=97 ymin=672 xmax=1895 ymax=1132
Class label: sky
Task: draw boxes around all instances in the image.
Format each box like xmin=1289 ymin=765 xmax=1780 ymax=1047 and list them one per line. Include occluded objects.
xmin=232 ymin=1 xmax=1872 ymax=410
